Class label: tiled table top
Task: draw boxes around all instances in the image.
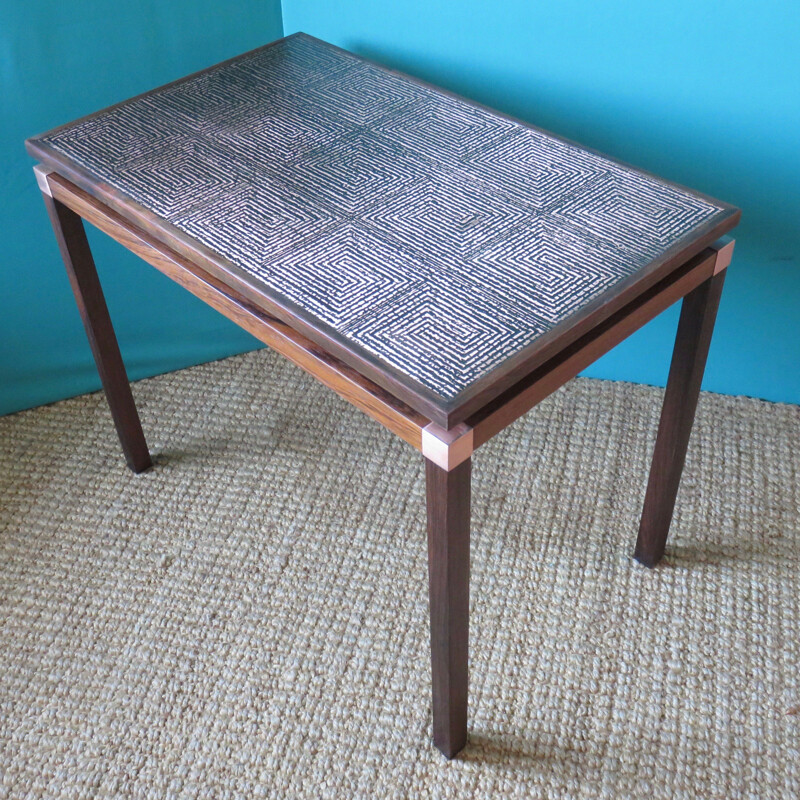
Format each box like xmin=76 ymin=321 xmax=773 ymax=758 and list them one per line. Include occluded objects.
xmin=31 ymin=33 xmax=735 ymax=406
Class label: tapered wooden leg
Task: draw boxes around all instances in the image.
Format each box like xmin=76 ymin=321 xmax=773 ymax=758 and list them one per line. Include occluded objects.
xmin=635 ymin=269 xmax=727 ymax=567
xmin=426 ymin=456 xmax=470 ymax=758
xmin=41 ymin=187 xmax=152 ymax=473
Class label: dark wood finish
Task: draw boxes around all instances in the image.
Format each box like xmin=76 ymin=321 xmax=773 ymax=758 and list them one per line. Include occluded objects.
xmin=47 ymin=173 xmax=430 ymax=450
xmin=635 ymin=269 xmax=727 ymax=567
xmin=42 ymin=190 xmax=152 ymax=473
xmin=25 ymin=33 xmax=741 ymax=430
xmin=426 ymin=457 xmax=471 ymax=758
xmin=469 ymin=245 xmax=720 ymax=448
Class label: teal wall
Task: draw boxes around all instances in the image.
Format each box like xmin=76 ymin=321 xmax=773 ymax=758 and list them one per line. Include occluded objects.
xmin=0 ymin=2 xmax=283 ymax=415
xmin=3 ymin=2 xmax=798 ymax=416
xmin=282 ymin=1 xmax=800 ymax=404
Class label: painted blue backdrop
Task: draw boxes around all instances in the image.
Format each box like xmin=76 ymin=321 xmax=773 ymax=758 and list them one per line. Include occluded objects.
xmin=0 ymin=2 xmax=283 ymax=415
xmin=2 ymin=1 xmax=798 ymax=416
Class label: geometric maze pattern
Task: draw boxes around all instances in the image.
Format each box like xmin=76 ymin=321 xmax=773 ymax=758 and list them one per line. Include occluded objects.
xmin=467 ymin=127 xmax=611 ymax=210
xmin=377 ymin=94 xmax=518 ymax=166
xmin=363 ymin=170 xmax=535 ymax=260
xmin=465 ymin=217 xmax=638 ymax=323
xmin=174 ymin=179 xmax=341 ymax=268
xmin=344 ymin=271 xmax=542 ymax=399
xmin=305 ymin=64 xmax=428 ymax=126
xmin=279 ymin=133 xmax=426 ymax=216
xmin=552 ymin=169 xmax=726 ymax=261
xmin=256 ymin=224 xmax=430 ymax=329
xmin=37 ymin=33 xmax=728 ymax=402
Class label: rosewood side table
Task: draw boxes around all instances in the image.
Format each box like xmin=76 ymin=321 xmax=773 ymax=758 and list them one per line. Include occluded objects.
xmin=27 ymin=33 xmax=740 ymax=758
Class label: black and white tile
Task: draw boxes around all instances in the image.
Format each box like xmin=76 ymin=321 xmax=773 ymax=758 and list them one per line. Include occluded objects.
xmin=39 ymin=34 xmax=727 ymax=401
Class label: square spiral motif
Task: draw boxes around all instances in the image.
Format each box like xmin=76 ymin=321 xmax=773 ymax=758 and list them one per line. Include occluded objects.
xmin=256 ymin=224 xmax=430 ymax=329
xmin=343 ymin=274 xmax=548 ymax=399
xmin=104 ymin=135 xmax=250 ymax=218
xmin=463 ymin=217 xmax=643 ymax=324
xmin=464 ymin=127 xmax=613 ymax=210
xmin=174 ymin=180 xmax=342 ymax=268
xmin=363 ymin=170 xmax=534 ymax=261
xmin=37 ymin=33 xmax=729 ymax=403
xmin=279 ymin=133 xmax=428 ymax=215
xmin=232 ymin=34 xmax=358 ymax=92
xmin=305 ymin=64 xmax=429 ymax=126
xmin=552 ymin=169 xmax=724 ymax=260
xmin=376 ymin=94 xmax=518 ymax=166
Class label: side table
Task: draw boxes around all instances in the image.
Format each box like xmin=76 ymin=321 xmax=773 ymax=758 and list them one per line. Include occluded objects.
xmin=27 ymin=33 xmax=740 ymax=758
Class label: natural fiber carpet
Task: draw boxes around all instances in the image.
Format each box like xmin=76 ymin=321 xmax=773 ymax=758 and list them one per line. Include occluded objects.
xmin=1 ymin=349 xmax=798 ymax=799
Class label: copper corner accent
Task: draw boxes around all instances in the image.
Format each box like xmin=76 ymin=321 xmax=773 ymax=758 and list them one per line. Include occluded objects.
xmin=421 ymin=422 xmax=474 ymax=471
xmin=712 ymin=236 xmax=735 ymax=275
xmin=33 ymin=165 xmax=54 ymax=197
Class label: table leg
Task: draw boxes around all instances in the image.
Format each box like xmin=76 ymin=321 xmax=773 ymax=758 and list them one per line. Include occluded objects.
xmin=635 ymin=269 xmax=727 ymax=567
xmin=425 ymin=456 xmax=470 ymax=758
xmin=42 ymin=190 xmax=152 ymax=473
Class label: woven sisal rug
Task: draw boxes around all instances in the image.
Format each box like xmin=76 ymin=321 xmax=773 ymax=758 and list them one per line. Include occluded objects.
xmin=1 ymin=349 xmax=798 ymax=799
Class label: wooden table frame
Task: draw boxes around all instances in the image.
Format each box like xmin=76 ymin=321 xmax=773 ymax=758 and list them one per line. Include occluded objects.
xmin=35 ymin=163 xmax=734 ymax=759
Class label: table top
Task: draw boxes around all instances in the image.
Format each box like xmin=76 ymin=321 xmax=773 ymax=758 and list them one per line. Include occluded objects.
xmin=28 ymin=33 xmax=739 ymax=426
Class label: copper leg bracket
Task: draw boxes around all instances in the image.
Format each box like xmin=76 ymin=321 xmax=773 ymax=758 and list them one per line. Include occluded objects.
xmin=34 ymin=165 xmax=54 ymax=197
xmin=712 ymin=236 xmax=735 ymax=275
xmin=421 ymin=422 xmax=474 ymax=471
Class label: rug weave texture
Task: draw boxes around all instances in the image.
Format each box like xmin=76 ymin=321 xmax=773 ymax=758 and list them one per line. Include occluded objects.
xmin=0 ymin=349 xmax=798 ymax=799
